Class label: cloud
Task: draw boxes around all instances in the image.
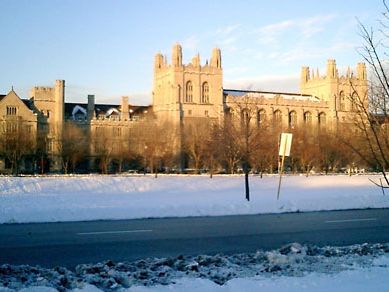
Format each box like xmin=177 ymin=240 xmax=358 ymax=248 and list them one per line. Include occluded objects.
xmin=255 ymin=14 xmax=338 ymax=46
xmin=300 ymin=14 xmax=337 ymax=39
xmin=216 ymin=24 xmax=241 ymax=35
xmin=255 ymin=20 xmax=295 ymax=45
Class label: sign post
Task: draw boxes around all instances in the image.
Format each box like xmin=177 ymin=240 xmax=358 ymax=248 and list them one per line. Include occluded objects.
xmin=277 ymin=133 xmax=292 ymax=200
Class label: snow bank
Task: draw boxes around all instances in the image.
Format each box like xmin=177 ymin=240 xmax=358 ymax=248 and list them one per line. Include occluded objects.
xmin=0 ymin=174 xmax=388 ymax=224
xmin=1 ymin=243 xmax=389 ymax=291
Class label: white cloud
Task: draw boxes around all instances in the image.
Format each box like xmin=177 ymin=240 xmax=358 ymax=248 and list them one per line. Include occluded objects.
xmin=255 ymin=14 xmax=338 ymax=46
xmin=216 ymin=24 xmax=241 ymax=35
xmin=300 ymin=14 xmax=337 ymax=39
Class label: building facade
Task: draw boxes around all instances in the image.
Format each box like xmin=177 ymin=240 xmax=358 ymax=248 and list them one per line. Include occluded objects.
xmin=0 ymin=43 xmax=368 ymax=173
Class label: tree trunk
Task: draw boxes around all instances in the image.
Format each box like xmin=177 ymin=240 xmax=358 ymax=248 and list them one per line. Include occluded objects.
xmin=245 ymin=171 xmax=250 ymax=201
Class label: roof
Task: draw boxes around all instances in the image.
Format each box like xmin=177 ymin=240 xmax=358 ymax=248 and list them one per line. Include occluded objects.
xmin=0 ymin=95 xmax=5 ymax=102
xmin=64 ymin=102 xmax=151 ymax=118
xmin=223 ymin=89 xmax=320 ymax=101
xmin=22 ymin=99 xmax=35 ymax=111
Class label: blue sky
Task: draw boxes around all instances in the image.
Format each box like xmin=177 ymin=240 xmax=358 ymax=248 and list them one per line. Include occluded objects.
xmin=0 ymin=0 xmax=384 ymax=105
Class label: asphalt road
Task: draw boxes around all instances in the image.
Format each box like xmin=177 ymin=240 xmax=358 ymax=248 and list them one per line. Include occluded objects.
xmin=1 ymin=208 xmax=389 ymax=268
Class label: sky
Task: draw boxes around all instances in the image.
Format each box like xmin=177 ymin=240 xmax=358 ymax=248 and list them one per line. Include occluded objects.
xmin=0 ymin=0 xmax=384 ymax=105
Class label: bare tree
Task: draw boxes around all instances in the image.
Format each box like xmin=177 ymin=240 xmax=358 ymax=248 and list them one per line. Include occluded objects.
xmin=344 ymin=1 xmax=389 ymax=187
xmin=183 ymin=119 xmax=213 ymax=173
xmin=225 ymin=95 xmax=265 ymax=201
xmin=136 ymin=118 xmax=174 ymax=177
xmin=0 ymin=121 xmax=35 ymax=175
xmin=60 ymin=121 xmax=87 ymax=174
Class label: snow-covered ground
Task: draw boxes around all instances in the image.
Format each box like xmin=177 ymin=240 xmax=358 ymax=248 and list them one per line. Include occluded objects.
xmin=1 ymin=243 xmax=389 ymax=291
xmin=0 ymin=174 xmax=388 ymax=224
xmin=1 ymin=174 xmax=389 ymax=291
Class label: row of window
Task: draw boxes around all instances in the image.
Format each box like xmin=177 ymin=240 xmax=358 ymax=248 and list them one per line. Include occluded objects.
xmin=6 ymin=106 xmax=17 ymax=115
xmin=185 ymin=81 xmax=210 ymax=103
xmin=95 ymin=126 xmax=123 ymax=137
xmin=339 ymin=91 xmax=359 ymax=112
xmin=240 ymin=109 xmax=326 ymax=127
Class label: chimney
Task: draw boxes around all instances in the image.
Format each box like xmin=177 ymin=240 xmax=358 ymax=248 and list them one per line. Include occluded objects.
xmin=87 ymin=94 xmax=95 ymax=121
xmin=121 ymin=96 xmax=129 ymax=120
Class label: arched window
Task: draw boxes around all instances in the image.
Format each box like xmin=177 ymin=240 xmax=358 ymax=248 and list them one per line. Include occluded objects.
xmin=185 ymin=81 xmax=193 ymax=103
xmin=339 ymin=91 xmax=346 ymax=111
xmin=318 ymin=112 xmax=326 ymax=128
xmin=201 ymin=82 xmax=209 ymax=103
xmin=241 ymin=109 xmax=250 ymax=128
xmin=351 ymin=92 xmax=358 ymax=112
xmin=257 ymin=109 xmax=266 ymax=127
xmin=273 ymin=110 xmax=282 ymax=127
xmin=288 ymin=111 xmax=297 ymax=128
xmin=304 ymin=111 xmax=312 ymax=125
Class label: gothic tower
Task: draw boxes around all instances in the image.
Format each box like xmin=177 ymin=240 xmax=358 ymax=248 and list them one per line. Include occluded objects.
xmin=152 ymin=43 xmax=224 ymax=124
xmin=300 ymin=59 xmax=368 ymax=130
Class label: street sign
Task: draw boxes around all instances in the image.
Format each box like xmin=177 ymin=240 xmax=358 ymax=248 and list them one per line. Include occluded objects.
xmin=279 ymin=133 xmax=293 ymax=157
xmin=277 ymin=133 xmax=293 ymax=200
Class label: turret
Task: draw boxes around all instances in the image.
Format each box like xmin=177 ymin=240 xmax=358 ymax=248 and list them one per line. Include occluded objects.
xmin=154 ymin=53 xmax=164 ymax=69
xmin=326 ymin=59 xmax=338 ymax=79
xmin=172 ymin=43 xmax=183 ymax=67
xmin=357 ymin=62 xmax=366 ymax=80
xmin=210 ymin=47 xmax=222 ymax=69
xmin=54 ymin=80 xmax=65 ymax=123
xmin=300 ymin=66 xmax=310 ymax=84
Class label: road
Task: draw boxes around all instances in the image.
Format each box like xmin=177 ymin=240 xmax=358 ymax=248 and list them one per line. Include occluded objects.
xmin=0 ymin=208 xmax=389 ymax=268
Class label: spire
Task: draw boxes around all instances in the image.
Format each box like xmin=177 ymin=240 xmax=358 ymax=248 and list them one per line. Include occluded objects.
xmin=210 ymin=47 xmax=222 ymax=69
xmin=172 ymin=43 xmax=183 ymax=67
xmin=300 ymin=66 xmax=310 ymax=83
xmin=326 ymin=59 xmax=337 ymax=79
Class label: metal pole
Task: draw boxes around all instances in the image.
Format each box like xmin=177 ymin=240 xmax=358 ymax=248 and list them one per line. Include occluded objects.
xmin=277 ymin=137 xmax=287 ymax=200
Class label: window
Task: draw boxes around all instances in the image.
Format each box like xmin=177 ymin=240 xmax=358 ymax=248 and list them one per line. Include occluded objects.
xmin=241 ymin=109 xmax=250 ymax=128
xmin=339 ymin=91 xmax=346 ymax=111
xmin=113 ymin=127 xmax=122 ymax=137
xmin=6 ymin=106 xmax=17 ymax=115
xmin=273 ymin=110 xmax=282 ymax=127
xmin=27 ymin=125 xmax=32 ymax=133
xmin=188 ymin=110 xmax=192 ymax=115
xmin=6 ymin=122 xmax=17 ymax=133
xmin=95 ymin=127 xmax=104 ymax=136
xmin=351 ymin=92 xmax=358 ymax=112
xmin=318 ymin=112 xmax=326 ymax=128
xmin=201 ymin=82 xmax=209 ymax=103
xmin=288 ymin=111 xmax=297 ymax=128
xmin=257 ymin=110 xmax=266 ymax=127
xmin=204 ymin=110 xmax=208 ymax=116
xmin=304 ymin=111 xmax=312 ymax=125
xmin=185 ymin=81 xmax=193 ymax=103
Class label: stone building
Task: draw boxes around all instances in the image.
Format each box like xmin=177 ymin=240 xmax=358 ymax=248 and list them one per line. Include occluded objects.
xmin=0 ymin=43 xmax=368 ymax=173
xmin=153 ymin=43 xmax=368 ymax=133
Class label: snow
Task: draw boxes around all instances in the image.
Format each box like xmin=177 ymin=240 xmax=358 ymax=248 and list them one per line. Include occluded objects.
xmin=0 ymin=174 xmax=388 ymax=224
xmin=1 ymin=243 xmax=388 ymax=291
xmin=1 ymin=174 xmax=389 ymax=291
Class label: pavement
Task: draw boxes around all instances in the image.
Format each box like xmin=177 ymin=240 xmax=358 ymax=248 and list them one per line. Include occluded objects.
xmin=0 ymin=208 xmax=388 ymax=268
